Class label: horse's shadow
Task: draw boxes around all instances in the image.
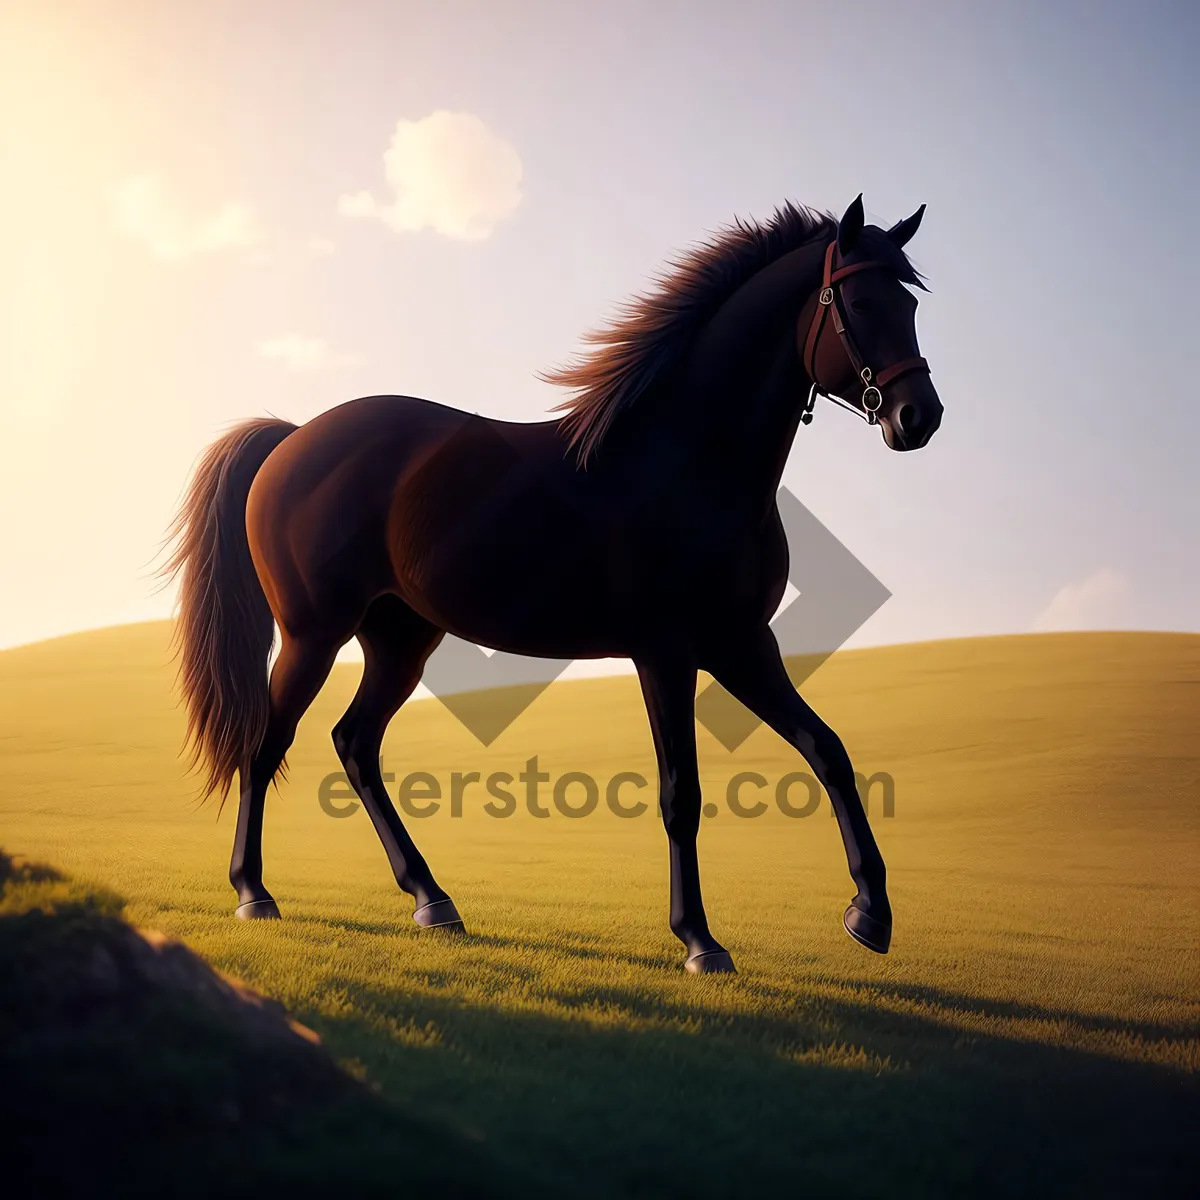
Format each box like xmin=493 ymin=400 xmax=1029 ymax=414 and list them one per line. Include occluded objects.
xmin=316 ymin=911 xmax=676 ymax=972
xmin=294 ymin=949 xmax=1198 ymax=1199
xmin=841 ymin=975 xmax=1200 ymax=1045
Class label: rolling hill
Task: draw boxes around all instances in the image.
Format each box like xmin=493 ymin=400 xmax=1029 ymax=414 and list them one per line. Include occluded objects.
xmin=1 ymin=623 xmax=1197 ymax=1195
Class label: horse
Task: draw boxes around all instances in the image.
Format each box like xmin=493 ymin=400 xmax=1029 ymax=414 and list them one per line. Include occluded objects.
xmin=165 ymin=194 xmax=943 ymax=973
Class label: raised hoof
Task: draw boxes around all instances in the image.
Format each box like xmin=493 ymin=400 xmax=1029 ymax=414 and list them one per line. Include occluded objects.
xmin=235 ymin=898 xmax=281 ymax=920
xmin=843 ymin=904 xmax=891 ymax=954
xmin=685 ymin=949 xmax=737 ymax=975
xmin=413 ymin=898 xmax=465 ymax=933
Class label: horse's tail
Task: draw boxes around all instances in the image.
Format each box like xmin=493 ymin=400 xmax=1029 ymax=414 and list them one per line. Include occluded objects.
xmin=162 ymin=417 xmax=299 ymax=805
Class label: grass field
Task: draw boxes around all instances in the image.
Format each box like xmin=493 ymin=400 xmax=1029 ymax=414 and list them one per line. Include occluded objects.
xmin=1 ymin=623 xmax=1198 ymax=1196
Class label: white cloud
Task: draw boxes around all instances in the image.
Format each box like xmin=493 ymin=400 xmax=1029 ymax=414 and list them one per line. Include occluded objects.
xmin=1032 ymin=568 xmax=1131 ymax=632
xmin=338 ymin=110 xmax=523 ymax=241
xmin=111 ymin=172 xmax=260 ymax=262
xmin=256 ymin=334 xmax=360 ymax=372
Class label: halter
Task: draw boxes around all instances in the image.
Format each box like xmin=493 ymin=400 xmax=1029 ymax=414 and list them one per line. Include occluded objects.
xmin=800 ymin=240 xmax=930 ymax=426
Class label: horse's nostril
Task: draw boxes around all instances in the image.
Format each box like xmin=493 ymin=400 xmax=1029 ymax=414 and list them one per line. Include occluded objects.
xmin=898 ymin=404 xmax=919 ymax=434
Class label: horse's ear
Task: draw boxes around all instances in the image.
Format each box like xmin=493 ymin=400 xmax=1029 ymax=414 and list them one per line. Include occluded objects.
xmin=887 ymin=203 xmax=926 ymax=248
xmin=837 ymin=194 xmax=865 ymax=255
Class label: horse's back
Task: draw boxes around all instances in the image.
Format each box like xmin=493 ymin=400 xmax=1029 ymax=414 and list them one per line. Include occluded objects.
xmin=243 ymin=395 xmax=577 ymax=638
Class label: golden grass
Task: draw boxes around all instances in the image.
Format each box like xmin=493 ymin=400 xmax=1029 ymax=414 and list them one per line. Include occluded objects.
xmin=1 ymin=623 xmax=1197 ymax=1194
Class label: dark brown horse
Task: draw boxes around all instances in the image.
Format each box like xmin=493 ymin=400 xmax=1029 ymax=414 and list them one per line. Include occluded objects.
xmin=166 ymin=195 xmax=942 ymax=973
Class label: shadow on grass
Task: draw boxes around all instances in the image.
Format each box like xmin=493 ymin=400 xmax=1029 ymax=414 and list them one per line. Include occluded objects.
xmin=843 ymin=976 xmax=1200 ymax=1045
xmin=458 ymin=927 xmax=675 ymax=973
xmin=0 ymin=848 xmax=65 ymax=885
xmin=318 ymin=911 xmax=676 ymax=971
xmin=0 ymin=850 xmax=513 ymax=1198
xmin=5 ymin=847 xmax=1195 ymax=1197
xmin=294 ymin=951 xmax=1198 ymax=1199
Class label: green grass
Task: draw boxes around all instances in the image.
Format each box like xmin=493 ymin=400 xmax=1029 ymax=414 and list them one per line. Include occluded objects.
xmin=1 ymin=623 xmax=1197 ymax=1196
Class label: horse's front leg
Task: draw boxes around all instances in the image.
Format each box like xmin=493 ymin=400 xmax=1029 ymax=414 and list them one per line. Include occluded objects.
xmin=708 ymin=627 xmax=892 ymax=953
xmin=635 ymin=651 xmax=735 ymax=974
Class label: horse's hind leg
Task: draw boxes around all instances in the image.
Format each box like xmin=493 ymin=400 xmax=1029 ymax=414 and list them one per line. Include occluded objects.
xmin=636 ymin=649 xmax=734 ymax=974
xmin=230 ymin=632 xmax=341 ymax=918
xmin=331 ymin=595 xmax=461 ymax=930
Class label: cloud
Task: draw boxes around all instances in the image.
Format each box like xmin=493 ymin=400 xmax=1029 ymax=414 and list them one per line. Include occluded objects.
xmin=111 ymin=172 xmax=260 ymax=262
xmin=256 ymin=334 xmax=360 ymax=372
xmin=338 ymin=110 xmax=523 ymax=241
xmin=1032 ymin=568 xmax=1131 ymax=632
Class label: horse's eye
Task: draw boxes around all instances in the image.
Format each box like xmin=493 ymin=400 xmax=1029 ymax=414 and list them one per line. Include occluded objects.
xmin=849 ymin=298 xmax=876 ymax=316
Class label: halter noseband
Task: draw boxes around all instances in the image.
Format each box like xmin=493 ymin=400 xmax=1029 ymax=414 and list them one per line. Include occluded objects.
xmin=800 ymin=240 xmax=930 ymax=426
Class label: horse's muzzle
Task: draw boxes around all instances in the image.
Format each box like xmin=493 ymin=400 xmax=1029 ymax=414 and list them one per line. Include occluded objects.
xmin=882 ymin=382 xmax=943 ymax=451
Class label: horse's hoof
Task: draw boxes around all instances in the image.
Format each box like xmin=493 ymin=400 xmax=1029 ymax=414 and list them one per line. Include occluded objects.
xmin=685 ymin=949 xmax=737 ymax=974
xmin=843 ymin=903 xmax=891 ymax=953
xmin=235 ymin=898 xmax=281 ymax=920
xmin=413 ymin=898 xmax=465 ymax=932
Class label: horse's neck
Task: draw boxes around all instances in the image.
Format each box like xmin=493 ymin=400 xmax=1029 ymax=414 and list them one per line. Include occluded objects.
xmin=669 ymin=240 xmax=827 ymax=507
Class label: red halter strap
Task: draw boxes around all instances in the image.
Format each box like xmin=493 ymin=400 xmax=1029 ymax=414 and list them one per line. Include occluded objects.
xmin=801 ymin=240 xmax=930 ymax=424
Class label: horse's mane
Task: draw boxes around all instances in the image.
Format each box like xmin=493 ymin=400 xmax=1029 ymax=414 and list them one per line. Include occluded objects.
xmin=542 ymin=202 xmax=838 ymax=465
xmin=544 ymin=202 xmax=928 ymax=465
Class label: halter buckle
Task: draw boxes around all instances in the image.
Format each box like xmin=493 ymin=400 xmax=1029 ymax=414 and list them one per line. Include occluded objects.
xmin=819 ymin=287 xmax=834 ymax=306
xmin=800 ymin=383 xmax=818 ymax=425
xmin=862 ymin=385 xmax=883 ymax=413
xmin=860 ymin=366 xmax=873 ymax=384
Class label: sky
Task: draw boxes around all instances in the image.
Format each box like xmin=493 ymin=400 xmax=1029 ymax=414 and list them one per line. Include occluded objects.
xmin=2 ymin=0 xmax=1197 ymax=663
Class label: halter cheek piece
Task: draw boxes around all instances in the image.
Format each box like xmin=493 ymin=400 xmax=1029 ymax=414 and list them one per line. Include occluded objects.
xmin=800 ymin=240 xmax=930 ymax=426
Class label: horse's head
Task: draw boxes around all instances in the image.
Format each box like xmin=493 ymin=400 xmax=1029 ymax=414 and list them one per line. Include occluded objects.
xmin=799 ymin=195 xmax=943 ymax=451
